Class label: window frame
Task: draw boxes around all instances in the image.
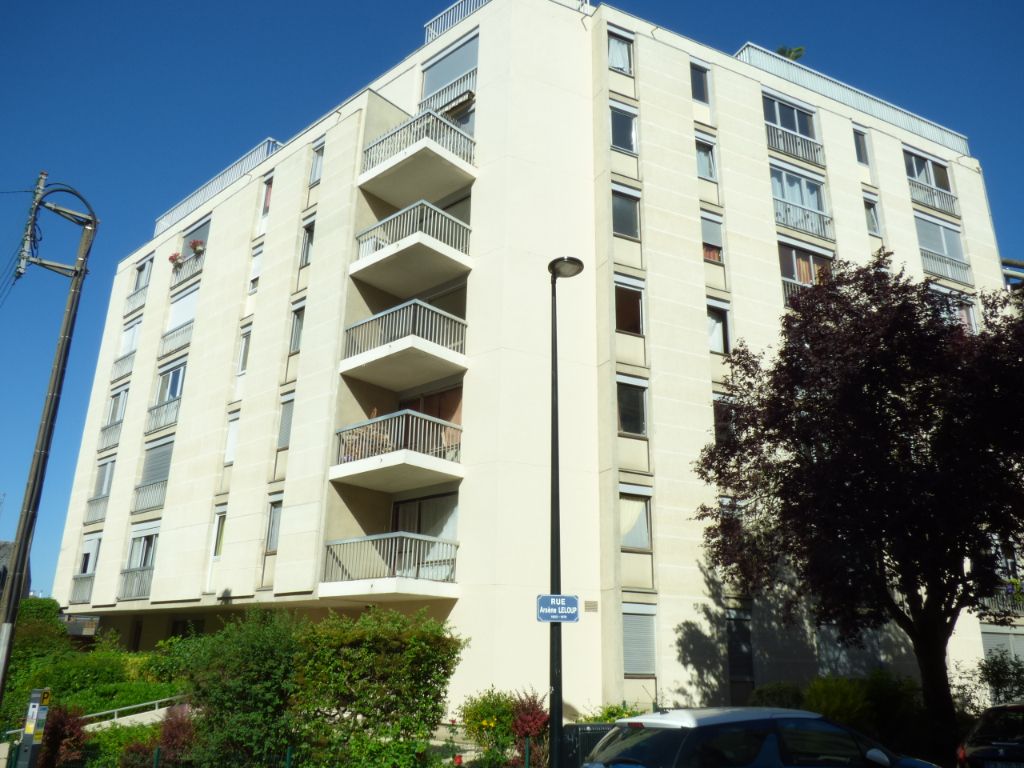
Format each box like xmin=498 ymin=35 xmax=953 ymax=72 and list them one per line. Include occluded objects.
xmin=156 ymin=360 xmax=186 ymax=405
xmin=914 ymin=212 xmax=964 ymax=262
xmin=701 ymin=210 xmax=724 ymax=263
xmin=299 ymin=218 xmax=315 ymax=268
xmin=616 ymin=374 xmax=648 ymax=437
xmin=904 ymin=147 xmax=951 ymax=192
xmin=611 ymin=183 xmax=641 ymax=240
xmin=277 ymin=394 xmax=295 ymax=450
xmin=610 ymin=100 xmax=638 ymax=155
xmin=237 ymin=324 xmax=252 ymax=376
xmin=619 ymin=484 xmax=653 ymax=552
xmin=93 ymin=457 xmax=116 ymax=499
xmin=614 ymin=274 xmax=645 ymax=337
xmin=707 ymin=298 xmax=731 ymax=355
xmin=133 ymin=255 xmax=154 ymax=291
xmin=853 ymin=128 xmax=870 ymax=165
xmin=770 ymin=163 xmax=828 ymax=213
xmin=863 ymin=194 xmax=882 ymax=237
xmin=289 ymin=302 xmax=305 ymax=355
xmin=248 ymin=244 xmax=263 ymax=294
xmin=690 ymin=62 xmax=710 ymax=104
xmin=695 ymin=133 xmax=717 ymax=182
xmin=622 ymin=602 xmax=656 ymax=677
xmin=763 ymin=92 xmax=817 ymax=140
xmin=257 ymin=174 xmax=274 ymax=234
xmin=119 ymin=319 xmax=142 ymax=356
xmin=265 ymin=497 xmax=283 ymax=555
xmin=308 ymin=140 xmax=324 ymax=186
xmin=79 ymin=533 xmax=102 ymax=575
xmin=106 ymin=386 xmax=129 ymax=426
xmin=778 ymin=239 xmax=834 ymax=288
xmin=224 ymin=411 xmax=240 ymax=465
xmin=421 ymin=32 xmax=479 ymax=99
xmin=607 ymin=27 xmax=634 ymax=76
xmin=211 ymin=505 xmax=227 ymax=560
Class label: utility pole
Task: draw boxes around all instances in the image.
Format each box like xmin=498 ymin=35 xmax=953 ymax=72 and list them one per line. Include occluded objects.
xmin=0 ymin=172 xmax=98 ymax=704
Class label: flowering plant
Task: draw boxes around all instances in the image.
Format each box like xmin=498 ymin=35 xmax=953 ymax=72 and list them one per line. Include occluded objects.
xmin=168 ymin=252 xmax=182 ymax=265
xmin=188 ymin=239 xmax=206 ymax=255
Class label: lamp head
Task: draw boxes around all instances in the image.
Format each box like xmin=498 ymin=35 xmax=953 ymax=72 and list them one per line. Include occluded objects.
xmin=548 ymin=257 xmax=584 ymax=279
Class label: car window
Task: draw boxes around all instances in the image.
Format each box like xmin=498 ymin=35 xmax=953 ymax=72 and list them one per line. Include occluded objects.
xmin=677 ymin=723 xmax=775 ymax=768
xmin=969 ymin=708 xmax=1024 ymax=745
xmin=777 ymin=719 xmax=866 ymax=767
xmin=584 ymin=724 xmax=691 ymax=768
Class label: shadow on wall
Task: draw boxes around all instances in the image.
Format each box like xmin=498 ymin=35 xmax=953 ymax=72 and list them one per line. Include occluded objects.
xmin=672 ymin=560 xmax=918 ymax=707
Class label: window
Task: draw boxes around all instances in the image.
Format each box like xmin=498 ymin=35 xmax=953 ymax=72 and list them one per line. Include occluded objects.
xmin=778 ymin=242 xmax=833 ymax=287
xmin=257 ymin=176 xmax=273 ymax=235
xmin=79 ymin=534 xmax=101 ymax=575
xmin=422 ymin=34 xmax=479 ymax=98
xmin=224 ymin=412 xmax=240 ymax=465
xmin=237 ymin=325 xmax=251 ymax=375
xmin=696 ymin=139 xmax=716 ymax=181
xmin=289 ymin=303 xmax=305 ymax=354
xmin=610 ymin=102 xmax=637 ymax=154
xmin=930 ymin=285 xmax=976 ymax=332
xmin=394 ymin=493 xmax=459 ymax=538
xmin=620 ymin=490 xmax=652 ymax=551
xmin=309 ymin=142 xmax=324 ymax=186
xmin=617 ymin=375 xmax=647 ymax=436
xmin=915 ymin=214 xmax=964 ymax=262
xmin=133 ymin=256 xmax=153 ymax=291
xmin=904 ymin=149 xmax=951 ymax=192
xmin=277 ymin=396 xmax=294 ymax=450
xmin=119 ymin=320 xmax=141 ymax=357
xmin=614 ymin=274 xmax=644 ymax=336
xmin=623 ymin=603 xmax=656 ymax=676
xmin=156 ymin=361 xmax=186 ymax=404
xmin=211 ymin=505 xmax=227 ymax=559
xmin=771 ymin=166 xmax=825 ymax=212
xmin=166 ymin=288 xmax=198 ymax=331
xmin=446 ymin=100 xmax=475 ymax=136
xmin=864 ymin=197 xmax=881 ymax=236
xmin=248 ymin=244 xmax=263 ymax=293
xmin=106 ymin=388 xmax=129 ymax=426
xmin=93 ymin=458 xmax=115 ymax=499
xmin=299 ymin=219 xmax=315 ymax=268
xmin=853 ymin=129 xmax=869 ymax=165
xmin=612 ymin=184 xmax=640 ymax=239
xmin=265 ymin=499 xmax=282 ymax=554
xmin=690 ymin=64 xmax=709 ymax=103
xmin=702 ymin=212 xmax=724 ymax=263
xmin=138 ymin=439 xmax=173 ymax=493
xmin=713 ymin=397 xmax=736 ymax=445
xmin=763 ymin=94 xmax=815 ymax=139
xmin=183 ymin=220 xmax=211 ymax=260
xmin=608 ymin=30 xmax=633 ymax=75
xmin=127 ymin=523 xmax=159 ymax=570
xmin=707 ymin=301 xmax=730 ymax=355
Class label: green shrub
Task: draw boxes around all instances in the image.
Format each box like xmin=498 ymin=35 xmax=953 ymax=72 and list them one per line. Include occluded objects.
xmin=84 ymin=724 xmax=159 ymax=768
xmin=576 ymin=702 xmax=645 ymax=723
xmin=63 ymin=681 xmax=181 ymax=717
xmin=748 ymin=682 xmax=804 ymax=710
xmin=460 ymin=688 xmax=517 ymax=767
xmin=978 ymin=648 xmax=1024 ymax=704
xmin=803 ymin=677 xmax=869 ymax=732
xmin=38 ymin=705 xmax=87 ymax=768
xmin=143 ymin=634 xmax=208 ymax=684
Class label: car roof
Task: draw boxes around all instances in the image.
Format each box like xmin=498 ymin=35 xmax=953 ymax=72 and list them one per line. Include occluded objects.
xmin=618 ymin=707 xmax=822 ymax=729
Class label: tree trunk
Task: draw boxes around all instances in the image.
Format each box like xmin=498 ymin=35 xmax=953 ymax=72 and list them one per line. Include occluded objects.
xmin=911 ymin=628 xmax=959 ymax=764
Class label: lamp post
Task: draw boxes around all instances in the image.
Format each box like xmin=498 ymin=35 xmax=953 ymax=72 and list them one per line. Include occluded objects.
xmin=547 ymin=256 xmax=583 ymax=768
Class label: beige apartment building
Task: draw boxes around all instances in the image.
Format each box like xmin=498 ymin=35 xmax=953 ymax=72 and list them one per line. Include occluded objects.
xmin=53 ymin=0 xmax=1007 ymax=712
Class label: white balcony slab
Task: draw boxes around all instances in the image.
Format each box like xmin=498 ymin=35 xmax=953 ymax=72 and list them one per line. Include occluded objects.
xmin=329 ymin=450 xmax=464 ymax=493
xmin=339 ymin=338 xmax=467 ymax=391
xmin=350 ymin=234 xmax=472 ymax=298
xmin=358 ymin=140 xmax=475 ymax=209
xmin=318 ymin=577 xmax=459 ymax=601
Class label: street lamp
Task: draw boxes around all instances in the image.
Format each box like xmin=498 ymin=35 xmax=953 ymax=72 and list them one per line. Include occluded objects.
xmin=547 ymin=256 xmax=583 ymax=768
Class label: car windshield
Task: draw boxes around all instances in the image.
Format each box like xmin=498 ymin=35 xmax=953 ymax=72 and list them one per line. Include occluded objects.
xmin=584 ymin=724 xmax=691 ymax=768
xmin=970 ymin=708 xmax=1024 ymax=745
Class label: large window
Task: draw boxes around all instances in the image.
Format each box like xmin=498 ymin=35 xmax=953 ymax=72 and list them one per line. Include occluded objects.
xmin=853 ymin=129 xmax=870 ymax=165
xmin=610 ymin=102 xmax=637 ymax=153
xmin=394 ymin=493 xmax=458 ymax=539
xmin=690 ymin=64 xmax=709 ymax=103
xmin=612 ymin=185 xmax=641 ymax=239
xmin=707 ymin=301 xmax=730 ymax=355
xmin=608 ymin=30 xmax=633 ymax=75
xmin=309 ymin=141 xmax=324 ymax=186
xmin=166 ymin=288 xmax=198 ymax=331
xmin=127 ymin=523 xmax=159 ymax=570
xmin=156 ymin=361 xmax=186 ymax=404
xmin=422 ymin=34 xmax=479 ymax=98
xmin=119 ymin=320 xmax=141 ymax=357
xmin=617 ymin=375 xmax=647 ymax=436
xmin=763 ymin=94 xmax=815 ymax=139
xmin=106 ymin=387 xmax=129 ymax=426
xmin=614 ymin=274 xmax=644 ymax=336
xmin=93 ymin=458 xmax=115 ymax=500
xmin=864 ymin=197 xmax=882 ymax=237
xmin=778 ymin=242 xmax=832 ymax=288
xmin=133 ymin=256 xmax=153 ymax=292
xmin=183 ymin=220 xmax=211 ymax=260
xmin=620 ymin=492 xmax=651 ymax=551
xmin=79 ymin=534 xmax=101 ymax=575
xmin=904 ymin=149 xmax=951 ymax=192
xmin=134 ymin=439 xmax=173 ymax=513
xmin=915 ymin=215 xmax=964 ymax=262
xmin=771 ymin=167 xmax=825 ymax=212
xmin=623 ymin=603 xmax=656 ymax=676
xmin=696 ymin=137 xmax=717 ymax=181
xmin=702 ymin=212 xmax=724 ymax=263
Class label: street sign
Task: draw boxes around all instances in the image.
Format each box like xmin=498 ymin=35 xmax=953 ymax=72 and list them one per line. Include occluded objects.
xmin=537 ymin=594 xmax=580 ymax=623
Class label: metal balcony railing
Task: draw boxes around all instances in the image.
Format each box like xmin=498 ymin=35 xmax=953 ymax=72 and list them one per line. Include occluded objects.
xmin=344 ymin=300 xmax=467 ymax=358
xmin=782 ymin=278 xmax=808 ymax=307
xmin=98 ymin=421 xmax=122 ymax=451
xmin=356 ymin=200 xmax=471 ymax=260
xmin=424 ymin=0 xmax=492 ymax=41
xmin=363 ymin=111 xmax=475 ymax=173
xmin=921 ymin=248 xmax=973 ymax=286
xmin=118 ymin=567 xmax=154 ymax=600
xmin=170 ymin=253 xmax=204 ymax=287
xmin=131 ymin=481 xmax=167 ymax=514
xmin=336 ymin=410 xmax=462 ymax=464
xmin=70 ymin=574 xmax=95 ymax=604
xmin=84 ymin=496 xmax=108 ymax=524
xmin=124 ymin=285 xmax=147 ymax=315
xmin=145 ymin=398 xmax=181 ymax=433
xmin=774 ymin=199 xmax=835 ymax=240
xmin=159 ymin=321 xmax=193 ymax=357
xmin=419 ymin=69 xmax=477 ymax=113
xmin=982 ymin=590 xmax=1024 ymax=616
xmin=111 ymin=352 xmax=135 ymax=381
xmin=765 ymin=124 xmax=825 ymax=166
xmin=908 ymin=178 xmax=960 ymax=216
xmin=324 ymin=533 xmax=458 ymax=583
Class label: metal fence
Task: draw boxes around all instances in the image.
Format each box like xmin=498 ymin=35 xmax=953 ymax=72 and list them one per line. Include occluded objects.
xmin=356 ymin=200 xmax=471 ymax=259
xmin=85 ymin=496 xmax=108 ymax=524
xmin=363 ymin=111 xmax=475 ymax=172
xmin=98 ymin=421 xmax=123 ymax=450
xmin=774 ymin=199 xmax=835 ymax=240
xmin=344 ymin=300 xmax=467 ymax=358
xmin=765 ymin=124 xmax=825 ymax=166
xmin=781 ymin=278 xmax=807 ymax=307
xmin=323 ymin=533 xmax=458 ymax=583
xmin=146 ymin=398 xmax=181 ymax=433
xmin=336 ymin=410 xmax=461 ymax=463
xmin=419 ymin=69 xmax=477 ymax=113
xmin=908 ymin=178 xmax=960 ymax=216
xmin=159 ymin=321 xmax=193 ymax=357
xmin=69 ymin=574 xmax=94 ymax=604
xmin=424 ymin=0 xmax=493 ymax=41
xmin=118 ymin=566 xmax=154 ymax=600
xmin=921 ymin=248 xmax=973 ymax=286
xmin=111 ymin=351 xmax=135 ymax=381
xmin=124 ymin=285 xmax=147 ymax=315
xmin=170 ymin=253 xmax=205 ymax=287
xmin=131 ymin=480 xmax=167 ymax=514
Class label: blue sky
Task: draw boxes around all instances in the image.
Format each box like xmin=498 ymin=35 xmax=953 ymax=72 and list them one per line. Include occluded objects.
xmin=1 ymin=1 xmax=1021 ymax=595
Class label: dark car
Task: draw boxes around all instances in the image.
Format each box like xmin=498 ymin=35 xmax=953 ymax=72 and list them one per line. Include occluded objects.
xmin=582 ymin=707 xmax=939 ymax=768
xmin=958 ymin=702 xmax=1024 ymax=768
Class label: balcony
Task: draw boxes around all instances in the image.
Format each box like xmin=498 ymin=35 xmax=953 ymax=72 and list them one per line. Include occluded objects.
xmin=774 ymin=199 xmax=835 ymax=241
xmin=111 ymin=352 xmax=135 ymax=382
xmin=118 ymin=566 xmax=153 ymax=601
xmin=419 ymin=69 xmax=477 ymax=114
xmin=765 ymin=124 xmax=825 ymax=166
xmin=359 ymin=111 xmax=475 ymax=209
xmin=145 ymin=398 xmax=181 ymax=434
xmin=98 ymin=421 xmax=122 ymax=451
xmin=124 ymin=285 xmax=147 ymax=315
xmin=320 ymin=533 xmax=459 ymax=601
xmin=908 ymin=178 xmax=960 ymax=217
xmin=351 ymin=201 xmax=471 ymax=298
xmin=781 ymin=278 xmax=807 ymax=307
xmin=982 ymin=589 xmax=1024 ymax=616
xmin=921 ymin=249 xmax=973 ymax=286
xmin=424 ymin=0 xmax=492 ymax=42
xmin=84 ymin=496 xmax=108 ymax=524
xmin=69 ymin=574 xmax=94 ymax=605
xmin=339 ymin=300 xmax=467 ymax=391
xmin=330 ymin=410 xmax=463 ymax=493
xmin=170 ymin=253 xmax=204 ymax=288
xmin=159 ymin=321 xmax=193 ymax=357
xmin=131 ymin=481 xmax=167 ymax=514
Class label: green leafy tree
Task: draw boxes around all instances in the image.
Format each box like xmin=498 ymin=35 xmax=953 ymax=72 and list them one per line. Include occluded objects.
xmin=695 ymin=254 xmax=1024 ymax=756
xmin=776 ymin=46 xmax=805 ymax=61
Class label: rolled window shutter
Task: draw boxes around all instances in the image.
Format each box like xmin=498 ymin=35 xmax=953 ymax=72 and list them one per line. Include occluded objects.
xmin=141 ymin=443 xmax=173 ymax=485
xmin=623 ymin=613 xmax=656 ymax=675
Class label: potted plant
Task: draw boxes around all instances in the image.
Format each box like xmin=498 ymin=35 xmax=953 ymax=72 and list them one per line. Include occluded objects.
xmin=168 ymin=251 xmax=183 ymax=268
xmin=189 ymin=239 xmax=206 ymax=256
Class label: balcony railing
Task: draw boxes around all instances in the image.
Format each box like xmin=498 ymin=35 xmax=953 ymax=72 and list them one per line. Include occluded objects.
xmin=70 ymin=574 xmax=95 ymax=604
xmin=98 ymin=421 xmax=123 ymax=451
xmin=131 ymin=481 xmax=167 ymax=514
xmin=356 ymin=200 xmax=471 ymax=260
xmin=84 ymin=496 xmax=108 ymax=524
xmin=781 ymin=278 xmax=809 ymax=307
xmin=324 ymin=533 xmax=458 ymax=583
xmin=921 ymin=249 xmax=973 ymax=286
xmin=336 ymin=410 xmax=462 ymax=464
xmin=424 ymin=0 xmax=492 ymax=42
xmin=983 ymin=589 xmax=1024 ymax=616
xmin=344 ymin=300 xmax=467 ymax=358
xmin=159 ymin=321 xmax=193 ymax=357
xmin=170 ymin=253 xmax=204 ymax=287
xmin=118 ymin=566 xmax=154 ymax=600
xmin=908 ymin=178 xmax=960 ymax=217
xmin=419 ymin=69 xmax=477 ymax=114
xmin=124 ymin=285 xmax=147 ymax=315
xmin=111 ymin=352 xmax=135 ymax=381
xmin=363 ymin=111 xmax=475 ymax=173
xmin=765 ymin=124 xmax=825 ymax=166
xmin=774 ymin=199 xmax=835 ymax=240
xmin=145 ymin=398 xmax=181 ymax=434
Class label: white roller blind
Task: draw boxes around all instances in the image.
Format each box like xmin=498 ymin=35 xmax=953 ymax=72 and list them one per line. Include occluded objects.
xmin=623 ymin=612 xmax=656 ymax=675
xmin=224 ymin=416 xmax=239 ymax=464
xmin=166 ymin=289 xmax=198 ymax=330
xmin=140 ymin=442 xmax=173 ymax=485
xmin=701 ymin=216 xmax=723 ymax=247
xmin=277 ymin=400 xmax=294 ymax=449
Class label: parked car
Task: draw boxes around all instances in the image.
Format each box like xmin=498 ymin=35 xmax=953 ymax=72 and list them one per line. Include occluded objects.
xmin=958 ymin=702 xmax=1024 ymax=768
xmin=582 ymin=707 xmax=939 ymax=768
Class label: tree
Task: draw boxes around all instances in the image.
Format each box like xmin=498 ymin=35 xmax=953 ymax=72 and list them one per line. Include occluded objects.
xmin=776 ymin=46 xmax=805 ymax=61
xmin=695 ymin=253 xmax=1024 ymax=754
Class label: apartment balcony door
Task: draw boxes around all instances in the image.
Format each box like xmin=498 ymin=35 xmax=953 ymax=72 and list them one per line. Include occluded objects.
xmin=392 ymin=493 xmax=458 ymax=580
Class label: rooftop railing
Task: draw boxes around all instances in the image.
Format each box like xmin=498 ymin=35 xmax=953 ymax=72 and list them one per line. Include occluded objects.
xmin=145 ymin=398 xmax=181 ymax=434
xmin=908 ymin=178 xmax=960 ymax=217
xmin=324 ymin=533 xmax=458 ymax=583
xmin=159 ymin=321 xmax=193 ymax=357
xmin=362 ymin=111 xmax=475 ymax=173
xmin=344 ymin=300 xmax=467 ymax=358
xmin=765 ymin=124 xmax=825 ymax=166
xmin=84 ymin=496 xmax=108 ymax=524
xmin=921 ymin=249 xmax=973 ymax=286
xmin=118 ymin=566 xmax=154 ymax=601
xmin=111 ymin=352 xmax=135 ymax=382
xmin=98 ymin=421 xmax=122 ymax=451
xmin=356 ymin=200 xmax=471 ymax=260
xmin=774 ymin=199 xmax=835 ymax=240
xmin=424 ymin=0 xmax=492 ymax=41
xmin=131 ymin=481 xmax=167 ymax=514
xmin=124 ymin=285 xmax=147 ymax=315
xmin=336 ymin=410 xmax=462 ymax=464
xmin=70 ymin=574 xmax=94 ymax=605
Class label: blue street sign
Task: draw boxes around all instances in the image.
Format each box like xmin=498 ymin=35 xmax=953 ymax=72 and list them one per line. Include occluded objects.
xmin=537 ymin=594 xmax=580 ymax=623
